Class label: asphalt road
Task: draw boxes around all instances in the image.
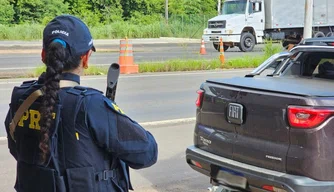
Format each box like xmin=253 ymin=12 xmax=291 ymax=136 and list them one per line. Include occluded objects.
xmin=0 ymin=70 xmax=254 ymax=191
xmin=0 ymin=69 xmax=252 ymax=137
xmin=0 ymin=123 xmax=209 ymax=192
xmin=0 ymin=42 xmax=265 ymax=70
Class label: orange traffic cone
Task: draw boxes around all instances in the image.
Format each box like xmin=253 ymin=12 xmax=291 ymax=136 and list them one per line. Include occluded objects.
xmin=118 ymin=38 xmax=139 ymax=74
xmin=219 ymin=38 xmax=225 ymax=64
xmin=200 ymin=38 xmax=207 ymax=55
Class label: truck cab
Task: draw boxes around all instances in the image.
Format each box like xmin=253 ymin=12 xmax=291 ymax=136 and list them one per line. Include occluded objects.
xmin=203 ymin=0 xmax=265 ymax=52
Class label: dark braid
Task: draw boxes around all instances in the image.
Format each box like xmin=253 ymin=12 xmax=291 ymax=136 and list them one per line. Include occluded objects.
xmin=39 ymin=42 xmax=65 ymax=163
xmin=39 ymin=41 xmax=82 ymax=164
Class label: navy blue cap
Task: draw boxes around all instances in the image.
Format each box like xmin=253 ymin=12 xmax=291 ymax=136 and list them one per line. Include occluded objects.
xmin=42 ymin=14 xmax=96 ymax=56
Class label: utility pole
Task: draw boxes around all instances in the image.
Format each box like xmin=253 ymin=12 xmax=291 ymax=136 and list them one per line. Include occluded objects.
xmin=303 ymin=0 xmax=313 ymax=39
xmin=218 ymin=0 xmax=221 ymax=15
xmin=165 ymin=0 xmax=168 ymax=23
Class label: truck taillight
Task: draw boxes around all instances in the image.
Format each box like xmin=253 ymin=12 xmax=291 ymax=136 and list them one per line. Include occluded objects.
xmin=196 ymin=89 xmax=204 ymax=108
xmin=190 ymin=160 xmax=203 ymax=168
xmin=288 ymin=106 xmax=334 ymax=129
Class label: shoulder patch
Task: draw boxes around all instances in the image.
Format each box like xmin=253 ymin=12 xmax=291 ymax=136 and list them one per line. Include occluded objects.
xmin=103 ymin=97 xmax=126 ymax=115
xmin=76 ymin=86 xmax=103 ymax=94
xmin=69 ymin=86 xmax=103 ymax=96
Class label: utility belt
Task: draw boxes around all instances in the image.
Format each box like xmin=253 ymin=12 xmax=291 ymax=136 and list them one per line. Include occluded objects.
xmin=16 ymin=161 xmax=120 ymax=192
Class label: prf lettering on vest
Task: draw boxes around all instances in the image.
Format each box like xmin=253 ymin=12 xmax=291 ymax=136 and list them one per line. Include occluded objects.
xmin=111 ymin=103 xmax=125 ymax=114
xmin=18 ymin=109 xmax=56 ymax=130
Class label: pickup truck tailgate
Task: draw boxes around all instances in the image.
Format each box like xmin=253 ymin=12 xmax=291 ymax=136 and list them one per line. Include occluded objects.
xmin=232 ymin=87 xmax=306 ymax=172
xmin=198 ymin=77 xmax=320 ymax=173
xmin=195 ymin=83 xmax=241 ymax=160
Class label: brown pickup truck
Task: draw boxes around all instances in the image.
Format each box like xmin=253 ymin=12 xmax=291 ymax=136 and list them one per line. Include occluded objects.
xmin=186 ymin=37 xmax=334 ymax=192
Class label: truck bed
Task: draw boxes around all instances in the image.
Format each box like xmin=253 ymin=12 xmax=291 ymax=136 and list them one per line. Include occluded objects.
xmin=265 ymin=0 xmax=334 ymax=29
xmin=207 ymin=76 xmax=334 ymax=97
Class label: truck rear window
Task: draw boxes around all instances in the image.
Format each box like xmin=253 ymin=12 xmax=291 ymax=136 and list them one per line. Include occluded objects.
xmin=301 ymin=52 xmax=334 ymax=80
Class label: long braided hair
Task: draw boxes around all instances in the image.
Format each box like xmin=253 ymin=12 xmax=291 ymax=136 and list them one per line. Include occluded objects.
xmin=39 ymin=40 xmax=81 ymax=164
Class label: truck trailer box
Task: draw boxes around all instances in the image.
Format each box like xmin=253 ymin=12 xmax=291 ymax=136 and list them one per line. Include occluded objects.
xmin=265 ymin=0 xmax=334 ymax=29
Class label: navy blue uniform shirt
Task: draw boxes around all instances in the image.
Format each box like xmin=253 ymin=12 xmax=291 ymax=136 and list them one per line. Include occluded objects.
xmin=5 ymin=72 xmax=158 ymax=192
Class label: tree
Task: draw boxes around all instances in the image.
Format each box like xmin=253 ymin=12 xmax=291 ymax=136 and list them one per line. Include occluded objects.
xmin=41 ymin=0 xmax=70 ymax=25
xmin=64 ymin=0 xmax=90 ymax=16
xmin=90 ymin=0 xmax=123 ymax=24
xmin=121 ymin=0 xmax=164 ymax=20
xmin=169 ymin=0 xmax=216 ymax=15
xmin=11 ymin=0 xmax=68 ymax=24
xmin=14 ymin=0 xmax=44 ymax=23
xmin=0 ymin=0 xmax=15 ymax=24
xmin=4 ymin=0 xmax=218 ymax=25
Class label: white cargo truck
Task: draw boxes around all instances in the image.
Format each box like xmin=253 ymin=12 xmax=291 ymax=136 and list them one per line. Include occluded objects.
xmin=203 ymin=0 xmax=334 ymax=52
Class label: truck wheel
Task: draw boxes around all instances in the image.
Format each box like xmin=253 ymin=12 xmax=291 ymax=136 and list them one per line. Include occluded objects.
xmin=327 ymin=32 xmax=334 ymax=37
xmin=314 ymin=31 xmax=325 ymax=38
xmin=213 ymin=43 xmax=219 ymax=51
xmin=213 ymin=43 xmax=229 ymax=52
xmin=239 ymin=32 xmax=255 ymax=52
xmin=223 ymin=45 xmax=229 ymax=52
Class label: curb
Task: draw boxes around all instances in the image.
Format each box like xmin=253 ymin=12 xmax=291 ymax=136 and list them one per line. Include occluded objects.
xmin=140 ymin=117 xmax=196 ymax=127
xmin=0 ymin=64 xmax=255 ymax=80
xmin=0 ymin=37 xmax=201 ymax=48
xmin=0 ymin=69 xmax=254 ymax=83
xmin=0 ymin=117 xmax=196 ymax=139
xmin=0 ymin=48 xmax=147 ymax=54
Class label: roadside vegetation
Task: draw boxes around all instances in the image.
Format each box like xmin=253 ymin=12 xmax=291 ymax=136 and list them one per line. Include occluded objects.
xmin=0 ymin=0 xmax=217 ymax=40
xmin=0 ymin=0 xmax=284 ymax=78
xmin=138 ymin=41 xmax=282 ymax=73
xmin=22 ymin=41 xmax=283 ymax=78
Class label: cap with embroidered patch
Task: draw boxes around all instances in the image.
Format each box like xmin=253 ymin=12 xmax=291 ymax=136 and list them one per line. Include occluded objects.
xmin=42 ymin=14 xmax=96 ymax=56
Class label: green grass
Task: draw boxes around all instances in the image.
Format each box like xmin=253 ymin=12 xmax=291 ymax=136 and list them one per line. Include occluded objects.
xmin=138 ymin=59 xmax=222 ymax=72
xmin=29 ymin=65 xmax=109 ymax=77
xmin=18 ymin=42 xmax=284 ymax=79
xmin=263 ymin=40 xmax=283 ymax=58
xmin=27 ymin=56 xmax=265 ymax=77
xmin=224 ymin=56 xmax=267 ymax=69
xmin=0 ymin=14 xmax=216 ymax=40
xmin=0 ymin=20 xmax=207 ymax=40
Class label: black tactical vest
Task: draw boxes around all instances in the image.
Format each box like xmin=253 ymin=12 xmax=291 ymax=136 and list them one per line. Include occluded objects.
xmin=7 ymin=80 xmax=129 ymax=192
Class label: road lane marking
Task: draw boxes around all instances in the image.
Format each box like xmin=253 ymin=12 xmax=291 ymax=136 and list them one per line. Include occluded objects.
xmin=0 ymin=69 xmax=252 ymax=85
xmin=0 ymin=117 xmax=196 ymax=140
xmin=140 ymin=117 xmax=195 ymax=127
xmin=0 ymin=67 xmax=38 ymax=70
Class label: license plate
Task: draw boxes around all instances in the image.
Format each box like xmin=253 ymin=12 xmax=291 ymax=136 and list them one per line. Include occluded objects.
xmin=216 ymin=168 xmax=247 ymax=189
xmin=227 ymin=103 xmax=243 ymax=125
xmin=208 ymin=185 xmax=240 ymax=192
xmin=209 ymin=36 xmax=219 ymax=41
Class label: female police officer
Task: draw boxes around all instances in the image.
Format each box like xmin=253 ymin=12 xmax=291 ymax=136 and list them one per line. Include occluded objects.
xmin=4 ymin=14 xmax=158 ymax=192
